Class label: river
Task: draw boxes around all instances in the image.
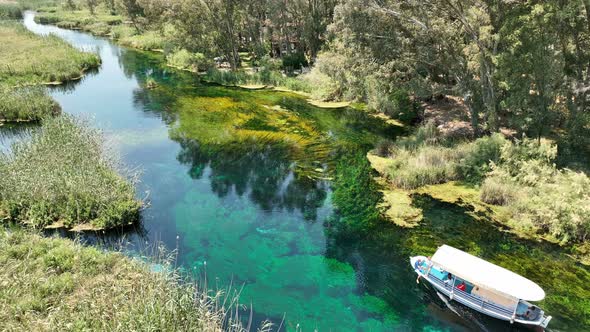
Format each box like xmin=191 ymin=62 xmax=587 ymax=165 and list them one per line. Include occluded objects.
xmin=1 ymin=11 xmax=588 ymax=332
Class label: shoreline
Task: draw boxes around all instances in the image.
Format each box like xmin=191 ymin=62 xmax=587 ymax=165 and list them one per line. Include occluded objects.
xmin=367 ymin=150 xmax=590 ymax=265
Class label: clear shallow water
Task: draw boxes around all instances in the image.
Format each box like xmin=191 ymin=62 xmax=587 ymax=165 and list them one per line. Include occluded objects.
xmin=1 ymin=11 xmax=589 ymax=331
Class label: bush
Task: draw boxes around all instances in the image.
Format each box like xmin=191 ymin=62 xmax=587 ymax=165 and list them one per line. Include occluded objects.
xmin=375 ymin=139 xmax=395 ymax=157
xmin=0 ymin=4 xmax=22 ymax=19
xmin=480 ymin=173 xmax=517 ymax=205
xmin=281 ymin=52 xmax=308 ymax=72
xmin=458 ymin=133 xmax=507 ymax=182
xmin=0 ymin=115 xmax=141 ymax=229
xmin=386 ymin=89 xmax=419 ymax=124
xmin=120 ymin=30 xmax=166 ymax=50
xmin=388 ymin=146 xmax=463 ymax=189
xmin=166 ymin=49 xmax=212 ymax=72
xmin=395 ymin=121 xmax=441 ymax=151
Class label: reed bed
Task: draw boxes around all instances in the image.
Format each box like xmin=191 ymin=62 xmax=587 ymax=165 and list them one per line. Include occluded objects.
xmin=0 ymin=22 xmax=100 ymax=86
xmin=0 ymin=86 xmax=60 ymax=122
xmin=0 ymin=228 xmax=273 ymax=331
xmin=0 ymin=115 xmax=141 ymax=229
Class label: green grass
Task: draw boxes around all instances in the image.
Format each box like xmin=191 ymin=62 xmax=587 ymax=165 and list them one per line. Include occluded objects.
xmin=0 ymin=22 xmax=100 ymax=86
xmin=0 ymin=115 xmax=141 ymax=230
xmin=203 ymin=67 xmax=312 ymax=94
xmin=0 ymin=3 xmax=22 ymax=19
xmin=0 ymin=22 xmax=99 ymax=121
xmin=35 ymin=7 xmax=122 ymax=35
xmin=0 ymin=228 xmax=265 ymax=331
xmin=0 ymin=86 xmax=60 ymax=122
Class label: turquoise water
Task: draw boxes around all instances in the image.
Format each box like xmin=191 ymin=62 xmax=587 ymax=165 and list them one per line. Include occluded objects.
xmin=1 ymin=12 xmax=589 ymax=331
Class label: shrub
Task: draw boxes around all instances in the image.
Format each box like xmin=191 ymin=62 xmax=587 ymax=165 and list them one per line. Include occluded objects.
xmin=395 ymin=121 xmax=441 ymax=151
xmin=480 ymin=173 xmax=517 ymax=205
xmin=120 ymin=30 xmax=166 ymax=50
xmin=375 ymin=139 xmax=395 ymax=157
xmin=458 ymin=133 xmax=507 ymax=182
xmin=0 ymin=4 xmax=22 ymax=19
xmin=388 ymin=146 xmax=463 ymax=189
xmin=0 ymin=115 xmax=141 ymax=229
xmin=281 ymin=52 xmax=308 ymax=72
xmin=166 ymin=49 xmax=212 ymax=72
xmin=386 ymin=89 xmax=419 ymax=124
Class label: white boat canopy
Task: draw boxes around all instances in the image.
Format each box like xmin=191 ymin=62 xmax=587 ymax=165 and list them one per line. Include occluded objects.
xmin=430 ymin=245 xmax=545 ymax=301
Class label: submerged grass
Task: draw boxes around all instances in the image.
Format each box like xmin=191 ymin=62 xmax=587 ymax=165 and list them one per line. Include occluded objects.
xmin=0 ymin=115 xmax=141 ymax=230
xmin=0 ymin=228 xmax=270 ymax=331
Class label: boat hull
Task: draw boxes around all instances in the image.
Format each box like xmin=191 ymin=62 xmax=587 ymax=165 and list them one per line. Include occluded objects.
xmin=411 ymin=256 xmax=551 ymax=329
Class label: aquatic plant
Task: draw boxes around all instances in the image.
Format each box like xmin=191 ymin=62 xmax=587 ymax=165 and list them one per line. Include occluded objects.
xmin=0 ymin=228 xmax=271 ymax=331
xmin=0 ymin=115 xmax=141 ymax=229
xmin=0 ymin=86 xmax=60 ymax=122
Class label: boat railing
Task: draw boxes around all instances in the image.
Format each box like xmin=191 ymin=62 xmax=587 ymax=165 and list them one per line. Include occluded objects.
xmin=426 ymin=272 xmax=514 ymax=318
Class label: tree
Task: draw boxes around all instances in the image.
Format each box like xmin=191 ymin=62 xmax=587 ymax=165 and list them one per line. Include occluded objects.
xmin=116 ymin=0 xmax=147 ymax=32
xmin=86 ymin=0 xmax=98 ymax=15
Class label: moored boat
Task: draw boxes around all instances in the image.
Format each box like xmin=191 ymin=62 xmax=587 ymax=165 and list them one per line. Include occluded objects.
xmin=411 ymin=245 xmax=552 ymax=329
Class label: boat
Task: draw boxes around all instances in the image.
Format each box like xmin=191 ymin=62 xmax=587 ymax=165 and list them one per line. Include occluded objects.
xmin=410 ymin=245 xmax=552 ymax=329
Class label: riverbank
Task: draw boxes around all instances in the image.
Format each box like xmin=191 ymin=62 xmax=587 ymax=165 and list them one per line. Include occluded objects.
xmin=0 ymin=20 xmax=99 ymax=122
xmin=0 ymin=228 xmax=254 ymax=331
xmin=369 ymin=122 xmax=590 ymax=264
xmin=0 ymin=115 xmax=142 ymax=231
xmin=31 ymin=7 xmax=355 ymax=108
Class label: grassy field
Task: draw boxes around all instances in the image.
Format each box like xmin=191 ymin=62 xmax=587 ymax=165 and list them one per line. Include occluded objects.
xmin=0 ymin=115 xmax=141 ymax=230
xmin=0 ymin=228 xmax=260 ymax=331
xmin=0 ymin=22 xmax=99 ymax=121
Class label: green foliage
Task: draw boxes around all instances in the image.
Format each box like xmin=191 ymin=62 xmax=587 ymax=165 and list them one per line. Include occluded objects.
xmin=166 ymin=49 xmax=211 ymax=72
xmin=394 ymin=121 xmax=440 ymax=151
xmin=388 ymin=128 xmax=506 ymax=188
xmin=480 ymin=138 xmax=590 ymax=244
xmin=0 ymin=115 xmax=141 ymax=229
xmin=119 ymin=29 xmax=165 ymax=50
xmin=0 ymin=229 xmax=261 ymax=331
xmin=388 ymin=146 xmax=463 ymax=189
xmin=0 ymin=3 xmax=22 ymax=19
xmin=480 ymin=174 xmax=517 ymax=206
xmin=457 ymin=133 xmax=507 ymax=182
xmin=203 ymin=67 xmax=312 ymax=94
xmin=0 ymin=86 xmax=60 ymax=122
xmin=281 ymin=52 xmax=308 ymax=72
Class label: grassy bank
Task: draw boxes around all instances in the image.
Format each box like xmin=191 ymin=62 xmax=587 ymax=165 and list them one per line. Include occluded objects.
xmin=0 ymin=228 xmax=258 ymax=331
xmin=0 ymin=21 xmax=99 ymax=121
xmin=371 ymin=122 xmax=590 ymax=261
xmin=0 ymin=115 xmax=141 ymax=230
xmin=32 ymin=8 xmax=323 ymax=99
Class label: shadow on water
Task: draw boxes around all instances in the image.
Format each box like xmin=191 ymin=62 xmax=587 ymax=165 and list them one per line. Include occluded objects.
xmin=7 ymin=11 xmax=589 ymax=332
